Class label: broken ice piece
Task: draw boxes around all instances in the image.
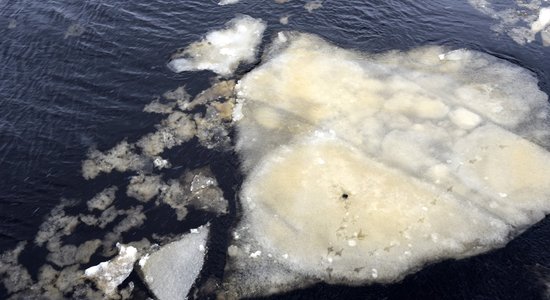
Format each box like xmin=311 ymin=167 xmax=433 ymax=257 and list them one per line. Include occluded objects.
xmin=153 ymin=157 xmax=170 ymax=169
xmin=139 ymin=224 xmax=210 ymax=300
xmin=84 ymin=243 xmax=139 ymax=296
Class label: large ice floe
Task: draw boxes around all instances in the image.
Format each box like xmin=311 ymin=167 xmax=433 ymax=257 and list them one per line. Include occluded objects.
xmin=468 ymin=0 xmax=550 ymax=46
xmin=168 ymin=15 xmax=266 ymax=76
xmin=221 ymin=32 xmax=550 ymax=297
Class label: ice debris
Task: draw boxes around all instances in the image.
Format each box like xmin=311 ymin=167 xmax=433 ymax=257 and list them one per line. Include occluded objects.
xmin=87 ymin=186 xmax=118 ymax=211
xmin=84 ymin=243 xmax=139 ymax=296
xmin=218 ymin=0 xmax=240 ymax=5
xmin=168 ymin=15 xmax=266 ymax=76
xmin=468 ymin=0 xmax=550 ymax=45
xmin=82 ymin=141 xmax=146 ymax=180
xmin=532 ymin=7 xmax=550 ymax=33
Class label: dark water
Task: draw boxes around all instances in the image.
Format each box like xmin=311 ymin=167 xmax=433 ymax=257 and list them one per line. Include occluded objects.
xmin=0 ymin=0 xmax=549 ymax=299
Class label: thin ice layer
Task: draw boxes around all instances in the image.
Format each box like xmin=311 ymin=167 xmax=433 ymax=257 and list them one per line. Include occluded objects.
xmin=228 ymin=32 xmax=550 ymax=296
xmin=168 ymin=15 xmax=266 ymax=76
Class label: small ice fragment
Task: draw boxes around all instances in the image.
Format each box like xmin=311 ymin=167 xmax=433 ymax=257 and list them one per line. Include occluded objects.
xmin=250 ymin=251 xmax=262 ymax=258
xmin=228 ymin=245 xmax=239 ymax=256
xmin=87 ymin=186 xmax=117 ymax=211
xmin=304 ymin=0 xmax=323 ymax=13
xmin=190 ymin=228 xmax=199 ymax=234
xmin=8 ymin=19 xmax=16 ymax=29
xmin=277 ymin=32 xmax=288 ymax=43
xmin=153 ymin=157 xmax=170 ymax=169
xmin=531 ymin=7 xmax=550 ymax=33
xmin=218 ymin=0 xmax=240 ymax=5
xmin=232 ymin=99 xmax=244 ymax=122
xmin=449 ymin=108 xmax=482 ymax=130
xmin=190 ymin=174 xmax=216 ymax=192
xmin=542 ymin=30 xmax=550 ymax=46
xmin=168 ymin=16 xmax=266 ymax=76
xmin=371 ymin=268 xmax=378 ymax=278
xmin=139 ymin=254 xmax=150 ymax=267
xmin=64 ymin=23 xmax=85 ymax=39
xmin=348 ymin=240 xmax=357 ymax=247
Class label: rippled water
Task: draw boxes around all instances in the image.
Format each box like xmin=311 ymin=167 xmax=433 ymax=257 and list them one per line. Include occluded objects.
xmin=1 ymin=0 xmax=549 ymax=299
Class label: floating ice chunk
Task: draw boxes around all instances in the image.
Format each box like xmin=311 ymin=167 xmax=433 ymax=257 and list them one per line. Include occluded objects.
xmin=153 ymin=157 xmax=170 ymax=169
xmin=136 ymin=111 xmax=196 ymax=157
xmin=468 ymin=0 xmax=548 ymax=46
xmin=168 ymin=16 xmax=266 ymax=76
xmin=0 ymin=242 xmax=33 ymax=294
xmin=87 ymin=186 xmax=118 ymax=211
xmin=143 ymin=98 xmax=176 ymax=114
xmin=241 ymin=136 xmax=508 ymax=283
xmin=82 ymin=141 xmax=146 ymax=180
xmin=304 ymin=0 xmax=323 ymax=13
xmin=531 ymin=7 xmax=550 ymax=33
xmin=126 ymin=174 xmax=162 ymax=202
xmin=383 ymin=93 xmax=449 ymax=119
xmin=250 ymin=250 xmax=262 ymax=258
xmin=185 ymin=168 xmax=229 ymax=215
xmin=35 ymin=199 xmax=80 ymax=247
xmin=84 ymin=243 xmax=139 ymax=296
xmin=280 ymin=15 xmax=290 ymax=25
xmin=163 ymin=86 xmax=191 ymax=108
xmin=139 ymin=225 xmax=209 ymax=300
xmin=8 ymin=19 xmax=16 ymax=29
xmin=543 ymin=29 xmax=550 ymax=46
xmin=218 ymin=0 xmax=240 ymax=5
xmin=46 ymin=239 xmax=101 ymax=267
xmin=228 ymin=32 xmax=550 ymax=297
xmin=64 ymin=23 xmax=85 ymax=39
